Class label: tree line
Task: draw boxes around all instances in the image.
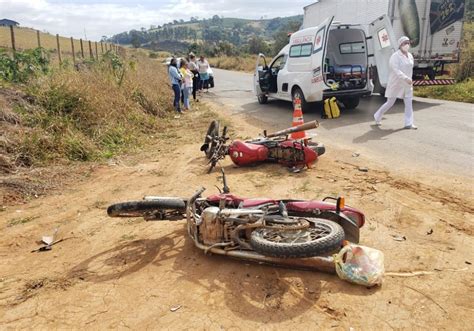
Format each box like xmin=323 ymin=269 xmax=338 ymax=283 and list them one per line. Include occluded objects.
xmin=109 ymin=15 xmax=302 ymax=57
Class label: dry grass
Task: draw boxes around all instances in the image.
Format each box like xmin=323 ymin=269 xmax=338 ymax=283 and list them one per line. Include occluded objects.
xmin=1 ymin=51 xmax=176 ymax=168
xmin=208 ymin=55 xmax=256 ymax=72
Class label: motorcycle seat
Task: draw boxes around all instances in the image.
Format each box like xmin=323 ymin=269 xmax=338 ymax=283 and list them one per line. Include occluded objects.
xmin=241 ymin=198 xmax=277 ymax=208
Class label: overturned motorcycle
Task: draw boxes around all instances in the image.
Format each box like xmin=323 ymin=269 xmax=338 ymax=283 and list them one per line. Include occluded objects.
xmin=107 ymin=171 xmax=365 ymax=274
xmin=200 ymin=120 xmax=325 ymax=173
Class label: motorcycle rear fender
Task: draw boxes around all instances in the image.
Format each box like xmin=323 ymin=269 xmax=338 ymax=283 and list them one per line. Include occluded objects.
xmin=285 ymin=201 xmax=365 ymax=227
xmin=200 ymin=143 xmax=209 ymax=152
xmin=315 ymin=211 xmax=360 ymax=243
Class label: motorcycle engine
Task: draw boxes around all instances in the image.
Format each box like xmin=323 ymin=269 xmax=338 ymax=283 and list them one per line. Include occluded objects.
xmin=199 ymin=206 xmax=224 ymax=245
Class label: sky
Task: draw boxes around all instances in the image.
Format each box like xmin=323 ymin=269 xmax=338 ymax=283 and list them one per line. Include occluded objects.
xmin=0 ymin=0 xmax=313 ymax=40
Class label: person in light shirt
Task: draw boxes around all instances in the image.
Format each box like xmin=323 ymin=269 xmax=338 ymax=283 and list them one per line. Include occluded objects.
xmin=197 ymin=55 xmax=210 ymax=92
xmin=374 ymin=36 xmax=417 ymax=130
xmin=188 ymin=53 xmax=199 ymax=102
xmin=179 ymin=59 xmax=194 ymax=111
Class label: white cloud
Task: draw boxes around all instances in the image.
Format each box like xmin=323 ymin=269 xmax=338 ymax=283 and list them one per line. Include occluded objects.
xmin=0 ymin=0 xmax=308 ymax=40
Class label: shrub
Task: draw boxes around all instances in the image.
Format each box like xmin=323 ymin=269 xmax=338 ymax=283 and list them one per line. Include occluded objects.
xmin=0 ymin=48 xmax=49 ymax=83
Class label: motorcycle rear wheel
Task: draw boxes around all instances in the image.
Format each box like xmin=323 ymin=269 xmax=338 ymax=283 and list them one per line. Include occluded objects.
xmin=107 ymin=199 xmax=186 ymax=218
xmin=249 ymin=218 xmax=343 ymax=258
xmin=307 ymin=141 xmax=325 ymax=156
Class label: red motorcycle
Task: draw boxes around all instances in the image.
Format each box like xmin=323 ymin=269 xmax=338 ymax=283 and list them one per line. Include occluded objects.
xmin=200 ymin=120 xmax=325 ymax=173
xmin=107 ymin=171 xmax=365 ymax=265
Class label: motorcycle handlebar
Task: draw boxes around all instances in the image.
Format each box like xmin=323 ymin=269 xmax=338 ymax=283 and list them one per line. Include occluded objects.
xmin=189 ymin=187 xmax=206 ymax=204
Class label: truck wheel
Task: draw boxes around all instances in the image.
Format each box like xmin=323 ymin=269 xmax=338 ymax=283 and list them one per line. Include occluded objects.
xmin=292 ymin=87 xmax=309 ymax=113
xmin=258 ymin=94 xmax=268 ymax=104
xmin=341 ymin=97 xmax=360 ymax=110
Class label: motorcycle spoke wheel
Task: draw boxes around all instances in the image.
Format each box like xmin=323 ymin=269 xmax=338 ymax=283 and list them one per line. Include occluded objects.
xmin=204 ymin=120 xmax=219 ymax=159
xmin=250 ymin=218 xmax=344 ymax=258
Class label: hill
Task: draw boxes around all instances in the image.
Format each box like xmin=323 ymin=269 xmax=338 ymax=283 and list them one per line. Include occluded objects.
xmin=109 ymin=15 xmax=303 ymax=56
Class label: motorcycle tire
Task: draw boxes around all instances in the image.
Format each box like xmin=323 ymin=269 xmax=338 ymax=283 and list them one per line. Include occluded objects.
xmin=203 ymin=120 xmax=219 ymax=159
xmin=307 ymin=142 xmax=325 ymax=156
xmin=249 ymin=218 xmax=344 ymax=258
xmin=107 ymin=199 xmax=186 ymax=217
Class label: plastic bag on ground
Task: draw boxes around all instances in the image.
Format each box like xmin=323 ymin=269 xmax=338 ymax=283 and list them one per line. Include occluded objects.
xmin=334 ymin=244 xmax=384 ymax=287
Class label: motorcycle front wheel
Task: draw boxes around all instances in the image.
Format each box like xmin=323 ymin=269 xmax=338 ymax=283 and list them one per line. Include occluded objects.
xmin=249 ymin=218 xmax=343 ymax=258
xmin=202 ymin=120 xmax=219 ymax=159
xmin=107 ymin=199 xmax=186 ymax=218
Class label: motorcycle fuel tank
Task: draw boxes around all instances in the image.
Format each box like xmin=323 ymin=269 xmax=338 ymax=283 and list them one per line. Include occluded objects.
xmin=228 ymin=141 xmax=268 ymax=166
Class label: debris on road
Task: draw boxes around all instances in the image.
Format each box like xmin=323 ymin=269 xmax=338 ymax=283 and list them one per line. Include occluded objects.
xmin=42 ymin=228 xmax=58 ymax=246
xmin=358 ymin=166 xmax=369 ymax=172
xmin=170 ymin=305 xmax=182 ymax=312
xmin=334 ymin=244 xmax=384 ymax=287
xmin=352 ymin=152 xmax=360 ymax=157
xmin=386 ymin=267 xmax=469 ymax=277
xmin=391 ymin=235 xmax=407 ymax=241
xmin=426 ymin=229 xmax=434 ymax=235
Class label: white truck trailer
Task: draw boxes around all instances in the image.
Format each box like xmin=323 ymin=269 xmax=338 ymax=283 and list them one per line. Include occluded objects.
xmin=302 ymin=0 xmax=466 ymax=86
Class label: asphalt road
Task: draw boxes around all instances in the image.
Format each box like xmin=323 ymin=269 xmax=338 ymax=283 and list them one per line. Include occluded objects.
xmin=209 ymin=68 xmax=474 ymax=176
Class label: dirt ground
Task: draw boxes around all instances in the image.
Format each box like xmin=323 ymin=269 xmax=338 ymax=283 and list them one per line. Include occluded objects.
xmin=0 ymin=103 xmax=473 ymax=330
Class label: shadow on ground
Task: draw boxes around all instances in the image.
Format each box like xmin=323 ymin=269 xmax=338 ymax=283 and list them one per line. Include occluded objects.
xmin=69 ymin=226 xmax=378 ymax=324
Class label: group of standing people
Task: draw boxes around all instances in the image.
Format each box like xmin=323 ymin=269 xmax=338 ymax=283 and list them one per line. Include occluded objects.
xmin=168 ymin=53 xmax=210 ymax=115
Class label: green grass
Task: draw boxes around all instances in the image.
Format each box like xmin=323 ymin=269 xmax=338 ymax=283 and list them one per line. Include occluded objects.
xmin=7 ymin=216 xmax=38 ymax=227
xmin=120 ymin=234 xmax=137 ymax=241
xmin=414 ymin=79 xmax=474 ymax=103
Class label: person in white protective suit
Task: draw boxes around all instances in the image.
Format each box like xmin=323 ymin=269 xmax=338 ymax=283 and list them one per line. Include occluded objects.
xmin=374 ymin=36 xmax=417 ymax=129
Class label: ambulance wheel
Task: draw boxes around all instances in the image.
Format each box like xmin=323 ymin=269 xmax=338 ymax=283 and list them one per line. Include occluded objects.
xmin=258 ymin=94 xmax=268 ymax=104
xmin=292 ymin=87 xmax=308 ymax=113
xmin=341 ymin=97 xmax=360 ymax=110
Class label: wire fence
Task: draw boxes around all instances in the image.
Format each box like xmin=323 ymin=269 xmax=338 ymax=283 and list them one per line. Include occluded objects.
xmin=0 ymin=25 xmax=126 ymax=64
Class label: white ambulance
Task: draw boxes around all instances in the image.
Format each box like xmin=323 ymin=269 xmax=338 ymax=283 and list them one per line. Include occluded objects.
xmin=254 ymin=15 xmax=398 ymax=111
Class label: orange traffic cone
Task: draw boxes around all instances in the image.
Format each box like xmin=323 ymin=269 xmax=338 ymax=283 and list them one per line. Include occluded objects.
xmin=290 ymin=97 xmax=307 ymax=140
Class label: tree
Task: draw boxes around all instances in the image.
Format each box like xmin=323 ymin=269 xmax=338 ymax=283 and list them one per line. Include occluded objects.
xmin=130 ymin=32 xmax=141 ymax=48
xmin=272 ymin=20 xmax=301 ymax=56
xmin=248 ymin=35 xmax=269 ymax=54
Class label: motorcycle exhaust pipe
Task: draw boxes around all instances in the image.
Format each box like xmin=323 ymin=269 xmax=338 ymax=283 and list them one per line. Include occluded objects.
xmin=265 ymin=120 xmax=319 ymax=138
xmin=193 ymin=241 xmax=336 ymax=274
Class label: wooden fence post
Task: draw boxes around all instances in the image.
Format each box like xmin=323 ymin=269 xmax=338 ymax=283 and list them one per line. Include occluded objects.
xmin=56 ymin=34 xmax=62 ymax=64
xmin=88 ymin=40 xmax=93 ymax=59
xmin=10 ymin=25 xmax=16 ymax=53
xmin=36 ymin=30 xmax=41 ymax=48
xmin=80 ymin=39 xmax=84 ymax=58
xmin=95 ymin=42 xmax=98 ymax=60
xmin=70 ymin=37 xmax=76 ymax=64
xmin=100 ymin=42 xmax=104 ymax=54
